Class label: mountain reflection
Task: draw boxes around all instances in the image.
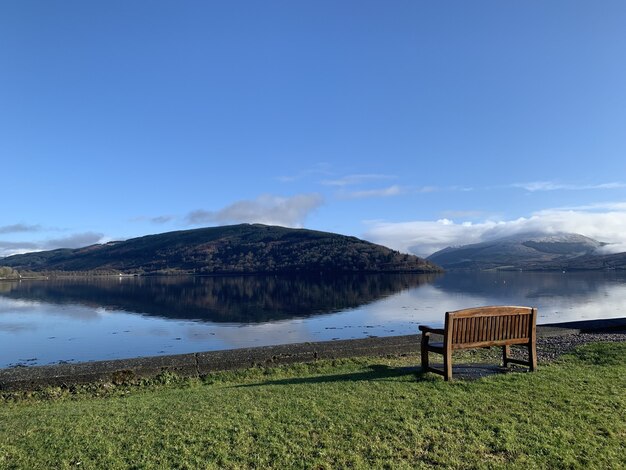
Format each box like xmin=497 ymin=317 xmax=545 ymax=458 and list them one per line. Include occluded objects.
xmin=432 ymin=271 xmax=626 ymax=301
xmin=0 ymin=274 xmax=438 ymax=323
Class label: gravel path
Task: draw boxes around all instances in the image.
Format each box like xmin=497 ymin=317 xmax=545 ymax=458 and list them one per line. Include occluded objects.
xmin=439 ymin=329 xmax=626 ymax=380
xmin=537 ymin=329 xmax=626 ymax=361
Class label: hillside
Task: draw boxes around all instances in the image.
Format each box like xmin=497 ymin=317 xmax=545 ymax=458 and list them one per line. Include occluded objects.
xmin=427 ymin=232 xmax=612 ymax=271
xmin=554 ymin=251 xmax=626 ymax=271
xmin=0 ymin=224 xmax=441 ymax=275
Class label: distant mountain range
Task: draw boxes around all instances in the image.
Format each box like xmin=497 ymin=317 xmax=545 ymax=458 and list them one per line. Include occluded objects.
xmin=427 ymin=232 xmax=626 ymax=271
xmin=0 ymin=224 xmax=441 ymax=275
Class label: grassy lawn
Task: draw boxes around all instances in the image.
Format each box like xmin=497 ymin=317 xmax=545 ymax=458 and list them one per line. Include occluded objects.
xmin=1 ymin=343 xmax=625 ymax=469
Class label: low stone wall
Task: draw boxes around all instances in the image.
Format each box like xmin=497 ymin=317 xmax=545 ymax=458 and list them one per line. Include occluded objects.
xmin=0 ymin=335 xmax=421 ymax=391
xmin=1 ymin=317 xmax=624 ymax=391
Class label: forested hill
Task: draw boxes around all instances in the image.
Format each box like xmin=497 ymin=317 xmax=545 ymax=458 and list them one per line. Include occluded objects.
xmin=0 ymin=224 xmax=442 ymax=275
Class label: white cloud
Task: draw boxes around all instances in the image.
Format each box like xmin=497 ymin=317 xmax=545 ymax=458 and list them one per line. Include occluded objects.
xmin=0 ymin=232 xmax=106 ymax=258
xmin=341 ymin=185 xmax=403 ymax=199
xmin=364 ymin=204 xmax=626 ymax=257
xmin=0 ymin=224 xmax=41 ymax=234
xmin=187 ymin=193 xmax=323 ymax=227
xmin=43 ymin=232 xmax=105 ymax=249
xmin=440 ymin=210 xmax=486 ymax=219
xmin=416 ymin=186 xmax=473 ymax=194
xmin=417 ymin=186 xmax=440 ymax=193
xmin=276 ymin=163 xmax=332 ymax=183
xmin=549 ymin=201 xmax=626 ymax=212
xmin=0 ymin=241 xmax=40 ymax=258
xmin=513 ymin=181 xmax=626 ymax=192
xmin=321 ymin=174 xmax=396 ymax=187
xmin=131 ymin=215 xmax=175 ymax=224
xmin=335 ymin=184 xmax=459 ymax=200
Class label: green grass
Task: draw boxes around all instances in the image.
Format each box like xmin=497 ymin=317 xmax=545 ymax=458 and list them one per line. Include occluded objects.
xmin=1 ymin=343 xmax=625 ymax=469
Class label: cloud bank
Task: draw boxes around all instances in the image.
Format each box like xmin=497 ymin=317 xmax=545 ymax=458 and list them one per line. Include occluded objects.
xmin=131 ymin=215 xmax=175 ymax=224
xmin=0 ymin=232 xmax=105 ymax=258
xmin=0 ymin=224 xmax=41 ymax=234
xmin=512 ymin=181 xmax=626 ymax=192
xmin=321 ymin=174 xmax=396 ymax=187
xmin=341 ymin=185 xmax=403 ymax=199
xmin=42 ymin=232 xmax=105 ymax=249
xmin=187 ymin=194 xmax=323 ymax=227
xmin=365 ymin=204 xmax=626 ymax=257
xmin=0 ymin=241 xmax=39 ymax=257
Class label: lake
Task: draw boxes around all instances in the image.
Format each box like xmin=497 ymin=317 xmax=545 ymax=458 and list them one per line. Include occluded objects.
xmin=1 ymin=271 xmax=625 ymax=368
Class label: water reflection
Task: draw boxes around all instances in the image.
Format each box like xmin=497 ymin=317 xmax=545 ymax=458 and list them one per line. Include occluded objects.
xmin=431 ymin=271 xmax=624 ymax=301
xmin=1 ymin=272 xmax=625 ymax=368
xmin=0 ymin=274 xmax=438 ymax=323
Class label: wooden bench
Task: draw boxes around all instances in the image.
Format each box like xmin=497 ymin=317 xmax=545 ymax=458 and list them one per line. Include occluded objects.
xmin=419 ymin=306 xmax=537 ymax=381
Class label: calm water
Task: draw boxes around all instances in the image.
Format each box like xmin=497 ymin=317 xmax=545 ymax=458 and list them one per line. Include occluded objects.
xmin=1 ymin=271 xmax=625 ymax=368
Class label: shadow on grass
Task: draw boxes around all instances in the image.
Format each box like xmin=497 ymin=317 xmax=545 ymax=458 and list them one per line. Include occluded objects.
xmin=233 ymin=362 xmax=534 ymax=388
xmin=234 ymin=364 xmax=426 ymax=388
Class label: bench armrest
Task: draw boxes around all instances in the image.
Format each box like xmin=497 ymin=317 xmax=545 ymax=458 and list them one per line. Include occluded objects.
xmin=418 ymin=325 xmax=445 ymax=335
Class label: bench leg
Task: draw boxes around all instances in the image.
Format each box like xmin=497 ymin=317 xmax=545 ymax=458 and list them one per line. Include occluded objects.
xmin=420 ymin=334 xmax=429 ymax=371
xmin=529 ymin=341 xmax=537 ymax=372
xmin=502 ymin=345 xmax=510 ymax=368
xmin=443 ymin=348 xmax=452 ymax=381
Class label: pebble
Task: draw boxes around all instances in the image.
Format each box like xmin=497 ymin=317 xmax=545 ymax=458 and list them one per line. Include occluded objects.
xmin=537 ymin=330 xmax=626 ymax=361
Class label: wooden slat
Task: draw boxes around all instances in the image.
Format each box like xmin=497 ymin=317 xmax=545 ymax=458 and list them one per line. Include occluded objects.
xmin=462 ymin=318 xmax=467 ymax=343
xmin=481 ymin=317 xmax=487 ymax=341
xmin=426 ymin=343 xmax=444 ymax=353
xmin=453 ymin=337 xmax=531 ymax=349
xmin=470 ymin=317 xmax=476 ymax=342
xmin=449 ymin=306 xmax=533 ymax=318
xmin=493 ymin=316 xmax=498 ymax=341
xmin=426 ymin=366 xmax=445 ymax=376
xmin=521 ymin=315 xmax=528 ymax=338
xmin=505 ymin=357 xmax=531 ymax=367
xmin=494 ymin=316 xmax=502 ymax=340
xmin=480 ymin=316 xmax=487 ymax=342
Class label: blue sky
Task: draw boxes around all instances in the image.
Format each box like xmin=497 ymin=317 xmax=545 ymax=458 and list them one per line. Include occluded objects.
xmin=2 ymin=1 xmax=626 ymax=257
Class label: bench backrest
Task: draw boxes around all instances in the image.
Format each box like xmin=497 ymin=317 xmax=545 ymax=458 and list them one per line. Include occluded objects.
xmin=445 ymin=306 xmax=537 ymax=349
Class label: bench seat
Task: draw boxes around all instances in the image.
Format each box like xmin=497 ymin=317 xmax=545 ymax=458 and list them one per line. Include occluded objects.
xmin=419 ymin=306 xmax=537 ymax=381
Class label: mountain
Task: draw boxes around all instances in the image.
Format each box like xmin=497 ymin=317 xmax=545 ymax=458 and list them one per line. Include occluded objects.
xmin=556 ymin=251 xmax=626 ymax=271
xmin=427 ymin=232 xmax=611 ymax=271
xmin=0 ymin=224 xmax=441 ymax=275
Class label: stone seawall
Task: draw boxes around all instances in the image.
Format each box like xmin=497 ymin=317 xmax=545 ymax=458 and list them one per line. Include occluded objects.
xmin=1 ymin=317 xmax=624 ymax=391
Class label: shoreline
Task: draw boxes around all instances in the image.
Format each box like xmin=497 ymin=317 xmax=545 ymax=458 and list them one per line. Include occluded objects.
xmin=1 ymin=317 xmax=625 ymax=391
